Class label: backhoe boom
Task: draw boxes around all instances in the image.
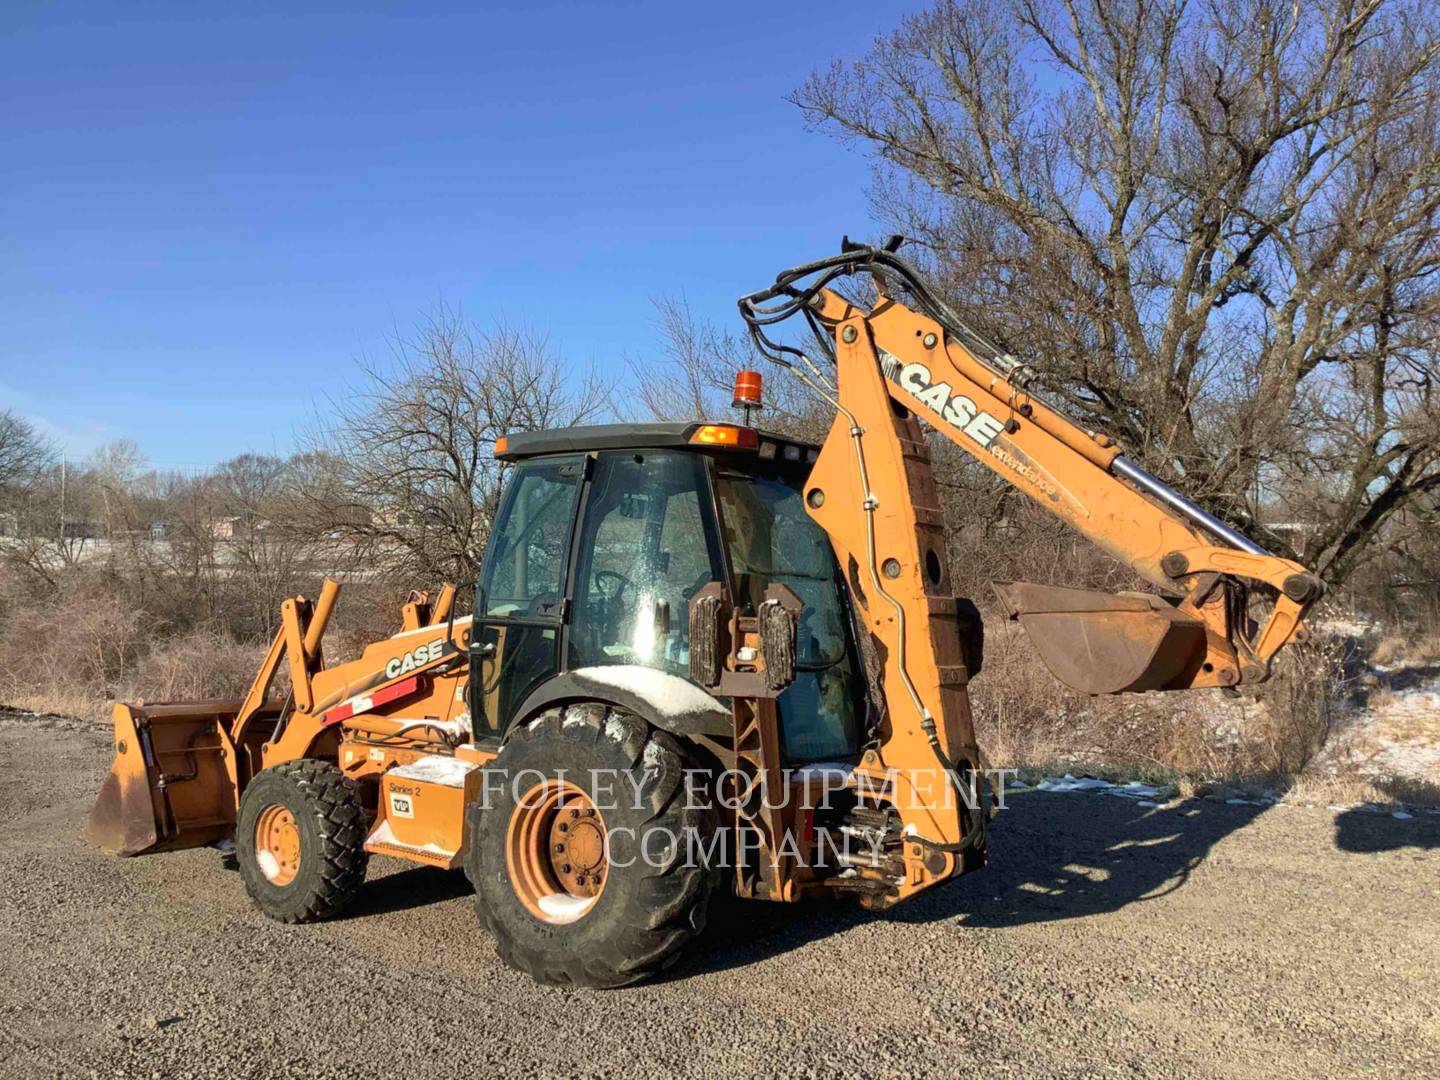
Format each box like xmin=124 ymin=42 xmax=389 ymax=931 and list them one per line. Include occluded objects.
xmin=741 ymin=242 xmax=1321 ymax=696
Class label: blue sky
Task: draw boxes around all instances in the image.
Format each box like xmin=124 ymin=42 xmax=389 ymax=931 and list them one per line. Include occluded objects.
xmin=0 ymin=1 xmax=911 ymax=470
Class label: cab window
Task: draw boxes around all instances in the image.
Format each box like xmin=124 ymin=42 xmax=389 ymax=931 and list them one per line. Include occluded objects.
xmin=480 ymin=456 xmax=584 ymax=617
xmin=568 ymin=451 xmax=725 ymax=675
xmin=714 ymin=470 xmax=862 ymax=761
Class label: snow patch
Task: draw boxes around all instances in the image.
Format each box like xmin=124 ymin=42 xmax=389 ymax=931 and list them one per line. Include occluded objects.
xmin=389 ymin=755 xmax=477 ymax=788
xmin=1313 ymin=615 xmax=1377 ymax=637
xmin=571 ymin=665 xmax=727 ymax=721
xmin=1113 ymin=781 xmax=1162 ymax=799
xmin=1035 ymin=774 xmax=1117 ymax=794
xmin=1393 ymin=810 xmax=1414 ymax=820
xmin=1033 ymin=774 xmax=1168 ymax=801
xmin=256 ymin=849 xmax=281 ymax=882
xmin=536 ymin=892 xmax=598 ymax=924
xmin=366 ymin=818 xmax=454 ymax=857
xmin=642 ymin=740 xmax=669 ymax=770
xmin=605 ymin=714 xmax=631 ymax=745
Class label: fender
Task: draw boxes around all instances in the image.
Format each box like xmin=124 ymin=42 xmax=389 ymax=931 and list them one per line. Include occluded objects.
xmin=510 ymin=666 xmax=732 ymax=743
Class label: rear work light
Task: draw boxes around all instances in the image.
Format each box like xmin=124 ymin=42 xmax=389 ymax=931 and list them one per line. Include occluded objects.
xmin=689 ymin=424 xmax=759 ymax=450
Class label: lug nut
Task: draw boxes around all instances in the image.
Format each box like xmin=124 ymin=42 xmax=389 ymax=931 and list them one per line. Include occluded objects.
xmin=570 ymin=809 xmax=579 ymax=819
xmin=554 ymin=843 xmax=565 ymax=853
xmin=557 ymin=822 xmax=568 ymax=832
xmin=561 ymin=863 xmax=572 ymax=874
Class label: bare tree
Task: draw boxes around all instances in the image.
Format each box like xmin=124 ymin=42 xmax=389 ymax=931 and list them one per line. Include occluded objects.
xmin=302 ymin=309 xmax=609 ymax=586
xmin=796 ymin=0 xmax=1440 ymax=586
xmin=212 ymin=454 xmax=309 ymax=634
xmin=0 ymin=410 xmax=53 ymax=497
xmin=629 ymin=295 xmax=836 ymax=442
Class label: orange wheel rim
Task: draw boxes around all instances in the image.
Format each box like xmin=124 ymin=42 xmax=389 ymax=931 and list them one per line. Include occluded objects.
xmin=505 ymin=780 xmax=608 ymax=925
xmin=254 ymin=804 xmax=301 ymax=886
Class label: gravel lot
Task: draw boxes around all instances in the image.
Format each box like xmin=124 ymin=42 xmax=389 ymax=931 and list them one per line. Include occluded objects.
xmin=2 ymin=707 xmax=1437 ymax=1079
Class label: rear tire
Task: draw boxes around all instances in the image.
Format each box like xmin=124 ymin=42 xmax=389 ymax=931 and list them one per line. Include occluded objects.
xmin=237 ymin=759 xmax=369 ymax=923
xmin=465 ymin=703 xmax=719 ymax=987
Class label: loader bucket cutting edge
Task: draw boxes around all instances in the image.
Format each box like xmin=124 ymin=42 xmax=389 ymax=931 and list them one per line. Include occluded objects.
xmin=992 ymin=581 xmax=1209 ymax=695
xmin=86 ymin=702 xmax=239 ymax=857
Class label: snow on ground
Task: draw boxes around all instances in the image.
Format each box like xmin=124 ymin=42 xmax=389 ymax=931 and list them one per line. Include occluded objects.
xmin=1030 ymin=775 xmax=1164 ymax=800
xmin=1316 ymin=667 xmax=1440 ymax=786
xmin=1311 ymin=615 xmax=1379 ymax=637
xmin=1021 ymin=771 xmax=1440 ymax=816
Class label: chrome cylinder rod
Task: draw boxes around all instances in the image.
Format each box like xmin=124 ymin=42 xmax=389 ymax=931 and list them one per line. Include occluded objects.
xmin=1111 ymin=456 xmax=1268 ymax=556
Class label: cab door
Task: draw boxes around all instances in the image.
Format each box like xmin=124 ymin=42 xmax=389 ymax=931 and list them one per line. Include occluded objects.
xmin=470 ymin=454 xmax=586 ymax=740
xmin=566 ymin=450 xmax=726 ymax=676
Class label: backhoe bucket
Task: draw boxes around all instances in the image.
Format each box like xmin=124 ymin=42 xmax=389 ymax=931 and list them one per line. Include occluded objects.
xmin=86 ymin=701 xmax=240 ymax=857
xmin=993 ymin=582 xmax=1208 ymax=695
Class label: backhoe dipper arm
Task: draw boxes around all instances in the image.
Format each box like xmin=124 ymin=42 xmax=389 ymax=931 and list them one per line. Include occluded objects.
xmin=740 ymin=244 xmax=1322 ymax=697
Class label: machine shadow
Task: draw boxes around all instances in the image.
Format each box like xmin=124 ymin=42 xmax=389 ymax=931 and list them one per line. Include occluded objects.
xmin=1333 ymin=805 xmax=1440 ymax=853
xmin=666 ymin=791 xmax=1267 ymax=981
xmin=345 ymin=865 xmax=473 ymax=919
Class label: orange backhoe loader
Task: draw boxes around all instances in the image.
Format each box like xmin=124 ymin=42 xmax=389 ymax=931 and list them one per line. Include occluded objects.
xmin=87 ymin=241 xmax=1321 ymax=986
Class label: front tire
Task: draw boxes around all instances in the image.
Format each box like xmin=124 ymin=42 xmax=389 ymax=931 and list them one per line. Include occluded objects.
xmin=237 ymin=759 xmax=369 ymax=923
xmin=465 ymin=703 xmax=719 ymax=987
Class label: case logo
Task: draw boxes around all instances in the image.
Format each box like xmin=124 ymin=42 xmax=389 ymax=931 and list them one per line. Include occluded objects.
xmin=385 ymin=638 xmax=445 ymax=679
xmin=889 ymin=359 xmax=1006 ymax=449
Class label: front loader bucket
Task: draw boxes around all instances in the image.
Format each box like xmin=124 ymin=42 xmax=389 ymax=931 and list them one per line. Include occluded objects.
xmin=86 ymin=701 xmax=240 ymax=857
xmin=993 ymin=582 xmax=1208 ymax=695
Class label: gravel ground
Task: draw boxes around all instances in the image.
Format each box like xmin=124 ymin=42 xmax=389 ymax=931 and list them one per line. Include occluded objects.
xmin=2 ymin=708 xmax=1437 ymax=1079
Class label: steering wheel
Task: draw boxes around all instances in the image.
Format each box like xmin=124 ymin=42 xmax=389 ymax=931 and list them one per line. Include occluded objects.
xmin=594 ymin=569 xmax=635 ymax=606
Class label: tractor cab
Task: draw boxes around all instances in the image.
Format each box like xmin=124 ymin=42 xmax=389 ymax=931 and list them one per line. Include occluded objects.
xmin=472 ymin=421 xmax=865 ymax=763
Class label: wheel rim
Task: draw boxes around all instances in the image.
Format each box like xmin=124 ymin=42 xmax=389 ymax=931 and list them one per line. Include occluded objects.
xmin=254 ymin=804 xmax=301 ymax=886
xmin=505 ymin=780 xmax=608 ymax=925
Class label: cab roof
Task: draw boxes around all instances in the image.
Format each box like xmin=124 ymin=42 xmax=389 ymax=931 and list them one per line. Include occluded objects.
xmin=496 ymin=421 xmax=821 ymax=465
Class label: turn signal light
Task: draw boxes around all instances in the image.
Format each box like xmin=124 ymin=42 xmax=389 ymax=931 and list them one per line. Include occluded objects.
xmin=689 ymin=424 xmax=759 ymax=449
xmin=494 ymin=435 xmax=509 ymax=456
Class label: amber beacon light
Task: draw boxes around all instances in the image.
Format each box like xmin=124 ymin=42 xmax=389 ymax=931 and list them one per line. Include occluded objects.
xmin=732 ymin=370 xmax=763 ymax=424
